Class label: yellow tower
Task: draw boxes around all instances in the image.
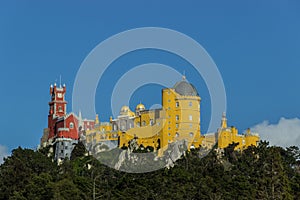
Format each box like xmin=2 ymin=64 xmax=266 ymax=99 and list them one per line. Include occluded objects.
xmin=161 ymin=76 xmax=202 ymax=149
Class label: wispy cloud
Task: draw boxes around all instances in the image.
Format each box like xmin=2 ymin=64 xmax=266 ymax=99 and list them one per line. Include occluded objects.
xmin=0 ymin=145 xmax=9 ymax=164
xmin=251 ymin=118 xmax=300 ymax=147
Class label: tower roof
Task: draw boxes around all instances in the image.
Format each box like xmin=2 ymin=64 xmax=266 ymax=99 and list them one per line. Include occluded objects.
xmin=136 ymin=103 xmax=145 ymax=111
xmin=173 ymin=78 xmax=198 ymax=96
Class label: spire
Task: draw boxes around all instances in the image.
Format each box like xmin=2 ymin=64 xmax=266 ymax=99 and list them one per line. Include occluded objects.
xmin=78 ymin=110 xmax=82 ymax=120
xmin=221 ymin=112 xmax=227 ymax=129
xmin=78 ymin=110 xmax=83 ymax=128
xmin=59 ymin=75 xmax=62 ymax=88
xmin=95 ymin=114 xmax=100 ymax=124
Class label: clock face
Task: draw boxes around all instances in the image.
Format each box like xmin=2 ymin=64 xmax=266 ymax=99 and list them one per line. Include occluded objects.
xmin=57 ymin=93 xmax=62 ymax=98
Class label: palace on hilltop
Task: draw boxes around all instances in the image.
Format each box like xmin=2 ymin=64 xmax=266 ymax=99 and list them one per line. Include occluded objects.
xmin=40 ymin=76 xmax=260 ymax=162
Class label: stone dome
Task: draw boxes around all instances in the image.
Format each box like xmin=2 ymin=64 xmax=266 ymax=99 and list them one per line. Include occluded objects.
xmin=173 ymin=79 xmax=198 ymax=96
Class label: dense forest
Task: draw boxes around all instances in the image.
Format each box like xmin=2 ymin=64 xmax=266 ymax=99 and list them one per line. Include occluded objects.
xmin=0 ymin=141 xmax=299 ymax=200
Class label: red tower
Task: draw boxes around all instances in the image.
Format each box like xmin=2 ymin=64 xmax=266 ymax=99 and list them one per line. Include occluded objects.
xmin=48 ymin=83 xmax=67 ymax=139
xmin=49 ymin=83 xmax=67 ymax=117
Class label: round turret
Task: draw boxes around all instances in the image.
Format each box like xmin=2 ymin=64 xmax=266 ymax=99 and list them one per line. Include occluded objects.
xmin=120 ymin=105 xmax=136 ymax=117
xmin=120 ymin=105 xmax=130 ymax=115
xmin=135 ymin=103 xmax=145 ymax=111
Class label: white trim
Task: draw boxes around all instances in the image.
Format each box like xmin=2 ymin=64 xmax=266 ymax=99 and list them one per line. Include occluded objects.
xmin=58 ymin=128 xmax=69 ymax=132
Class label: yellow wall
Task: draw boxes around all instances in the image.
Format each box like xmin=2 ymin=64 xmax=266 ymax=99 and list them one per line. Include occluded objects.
xmin=217 ymin=126 xmax=259 ymax=150
xmin=161 ymin=88 xmax=202 ymax=149
xmin=85 ymin=122 xmax=117 ymax=144
xmin=84 ymin=81 xmax=259 ymax=153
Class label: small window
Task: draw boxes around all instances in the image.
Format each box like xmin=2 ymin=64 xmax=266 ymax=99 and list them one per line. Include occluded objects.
xmin=176 ymin=102 xmax=179 ymax=107
xmin=150 ymin=119 xmax=154 ymax=126
xmin=175 ymin=132 xmax=179 ymax=137
xmin=176 ymin=123 xmax=179 ymax=128
xmin=176 ymin=115 xmax=179 ymax=121
xmin=168 ymin=133 xmax=171 ymax=136
xmin=69 ymin=122 xmax=74 ymax=129
xmin=189 ymin=115 xmax=193 ymax=121
xmin=168 ymin=99 xmax=171 ymax=102
xmin=168 ymin=127 xmax=171 ymax=130
xmin=65 ymin=146 xmax=68 ymax=150
xmin=58 ymin=106 xmax=62 ymax=112
xmin=189 ymin=102 xmax=192 ymax=107
xmin=189 ymin=132 xmax=194 ymax=137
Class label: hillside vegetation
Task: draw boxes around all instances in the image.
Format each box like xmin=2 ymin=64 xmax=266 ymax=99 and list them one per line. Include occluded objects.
xmin=0 ymin=141 xmax=299 ymax=200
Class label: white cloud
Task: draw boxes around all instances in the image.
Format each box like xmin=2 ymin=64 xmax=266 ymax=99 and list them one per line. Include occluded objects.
xmin=0 ymin=145 xmax=9 ymax=164
xmin=251 ymin=117 xmax=300 ymax=148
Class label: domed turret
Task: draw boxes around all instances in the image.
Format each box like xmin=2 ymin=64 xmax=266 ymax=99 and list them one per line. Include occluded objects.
xmin=173 ymin=76 xmax=198 ymax=96
xmin=120 ymin=105 xmax=135 ymax=117
xmin=120 ymin=105 xmax=129 ymax=115
xmin=135 ymin=103 xmax=145 ymax=112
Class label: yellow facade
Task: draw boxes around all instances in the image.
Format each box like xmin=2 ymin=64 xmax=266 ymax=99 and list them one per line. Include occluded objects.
xmin=161 ymin=87 xmax=203 ymax=149
xmin=85 ymin=120 xmax=118 ymax=144
xmin=84 ymin=77 xmax=260 ymax=153
xmin=217 ymin=113 xmax=259 ymax=150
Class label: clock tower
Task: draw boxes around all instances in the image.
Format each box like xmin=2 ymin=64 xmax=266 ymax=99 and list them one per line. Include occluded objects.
xmin=48 ymin=83 xmax=67 ymax=139
xmin=49 ymin=83 xmax=67 ymax=117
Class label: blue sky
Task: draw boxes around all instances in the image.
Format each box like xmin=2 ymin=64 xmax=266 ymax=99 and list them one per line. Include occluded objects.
xmin=0 ymin=1 xmax=300 ymax=155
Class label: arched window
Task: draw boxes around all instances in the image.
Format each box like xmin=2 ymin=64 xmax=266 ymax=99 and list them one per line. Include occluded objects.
xmin=69 ymin=122 xmax=74 ymax=129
